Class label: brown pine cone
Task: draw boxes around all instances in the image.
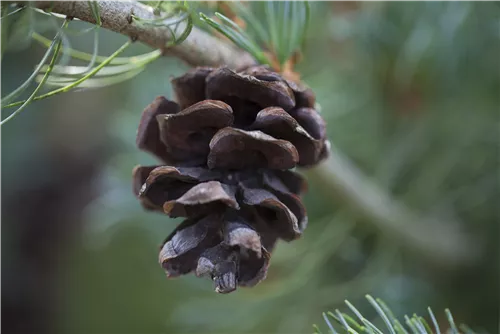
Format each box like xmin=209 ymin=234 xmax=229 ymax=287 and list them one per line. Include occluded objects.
xmin=133 ymin=65 xmax=329 ymax=293
xmin=136 ymin=65 xmax=329 ymax=169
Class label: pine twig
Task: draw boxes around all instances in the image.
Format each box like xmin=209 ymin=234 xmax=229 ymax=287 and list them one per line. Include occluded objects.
xmin=33 ymin=1 xmax=255 ymax=68
xmin=304 ymin=146 xmax=478 ymax=268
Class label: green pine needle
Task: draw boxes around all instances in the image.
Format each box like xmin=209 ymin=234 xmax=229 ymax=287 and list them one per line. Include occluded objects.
xmin=315 ymin=296 xmax=477 ymax=334
xmin=199 ymin=12 xmax=270 ymax=65
xmin=200 ymin=1 xmax=310 ymax=68
xmin=417 ymin=317 xmax=434 ymax=334
xmin=42 ymin=67 xmax=144 ymax=88
xmin=2 ymin=40 xmax=132 ymax=112
xmin=445 ymin=309 xmax=460 ymax=334
xmin=427 ymin=308 xmax=441 ymax=334
xmin=313 ymin=323 xmax=324 ymax=334
xmin=232 ymin=2 xmax=268 ymax=47
xmin=1 ymin=19 xmax=69 ymax=125
xmin=323 ymin=312 xmax=338 ymax=334
xmin=335 ymin=309 xmax=355 ymax=333
xmin=0 ymin=6 xmax=25 ymax=21
xmin=31 ymin=32 xmax=161 ymax=65
xmin=88 ymin=1 xmax=101 ymax=26
xmin=1 ymin=32 xmax=58 ymax=105
xmin=367 ymin=295 xmax=396 ymax=334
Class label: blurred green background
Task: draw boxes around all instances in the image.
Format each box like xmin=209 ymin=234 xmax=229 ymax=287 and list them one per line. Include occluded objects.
xmin=2 ymin=2 xmax=499 ymax=334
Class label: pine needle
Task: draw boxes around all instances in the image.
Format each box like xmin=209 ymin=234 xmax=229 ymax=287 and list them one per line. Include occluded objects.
xmin=3 ymin=40 xmax=132 ymax=111
xmin=1 ymin=19 xmax=69 ymax=125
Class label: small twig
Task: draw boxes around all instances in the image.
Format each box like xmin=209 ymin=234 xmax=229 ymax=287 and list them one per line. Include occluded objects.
xmin=34 ymin=1 xmax=255 ymax=68
xmin=303 ymin=146 xmax=478 ymax=268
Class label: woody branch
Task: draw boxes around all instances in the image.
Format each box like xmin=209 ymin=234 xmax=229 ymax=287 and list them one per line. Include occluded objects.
xmin=34 ymin=0 xmax=255 ymax=68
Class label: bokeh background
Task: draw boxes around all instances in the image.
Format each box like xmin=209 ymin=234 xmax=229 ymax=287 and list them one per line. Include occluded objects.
xmin=2 ymin=2 xmax=499 ymax=334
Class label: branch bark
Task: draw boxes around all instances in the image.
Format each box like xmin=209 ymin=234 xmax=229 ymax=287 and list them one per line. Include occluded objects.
xmin=34 ymin=1 xmax=255 ymax=69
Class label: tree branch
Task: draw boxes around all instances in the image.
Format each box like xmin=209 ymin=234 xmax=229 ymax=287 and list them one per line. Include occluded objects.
xmin=33 ymin=0 xmax=475 ymax=268
xmin=34 ymin=1 xmax=255 ymax=69
xmin=304 ymin=146 xmax=478 ymax=268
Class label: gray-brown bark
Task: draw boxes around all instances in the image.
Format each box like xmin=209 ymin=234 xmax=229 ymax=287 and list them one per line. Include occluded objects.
xmin=34 ymin=1 xmax=255 ymax=68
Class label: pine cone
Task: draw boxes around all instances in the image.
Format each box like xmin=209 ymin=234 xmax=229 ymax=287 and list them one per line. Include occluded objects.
xmin=133 ymin=65 xmax=329 ymax=293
